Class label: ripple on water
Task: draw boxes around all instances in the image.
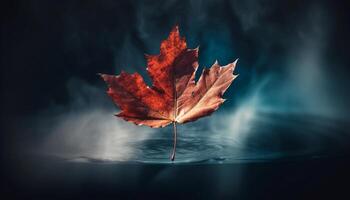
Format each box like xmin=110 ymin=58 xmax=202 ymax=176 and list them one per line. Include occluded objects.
xmin=64 ymin=113 xmax=350 ymax=164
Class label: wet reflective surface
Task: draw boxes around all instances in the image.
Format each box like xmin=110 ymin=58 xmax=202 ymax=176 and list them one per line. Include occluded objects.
xmin=62 ymin=112 xmax=350 ymax=164
xmin=4 ymin=112 xmax=350 ymax=199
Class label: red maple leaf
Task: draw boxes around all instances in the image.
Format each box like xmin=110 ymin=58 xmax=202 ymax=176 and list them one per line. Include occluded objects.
xmin=100 ymin=26 xmax=238 ymax=161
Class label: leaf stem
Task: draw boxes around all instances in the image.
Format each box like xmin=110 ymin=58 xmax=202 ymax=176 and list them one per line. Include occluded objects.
xmin=170 ymin=121 xmax=177 ymax=161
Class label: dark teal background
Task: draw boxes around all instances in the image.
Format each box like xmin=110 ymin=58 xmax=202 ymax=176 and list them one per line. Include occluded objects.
xmin=2 ymin=0 xmax=350 ymax=199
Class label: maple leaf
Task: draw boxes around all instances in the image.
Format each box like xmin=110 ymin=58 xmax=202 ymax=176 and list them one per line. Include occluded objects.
xmin=99 ymin=26 xmax=238 ymax=161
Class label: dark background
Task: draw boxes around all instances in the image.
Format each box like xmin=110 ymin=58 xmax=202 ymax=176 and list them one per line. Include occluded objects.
xmin=1 ymin=0 xmax=350 ymax=199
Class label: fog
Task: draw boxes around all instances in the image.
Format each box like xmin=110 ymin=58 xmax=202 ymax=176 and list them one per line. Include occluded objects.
xmin=17 ymin=0 xmax=347 ymax=162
